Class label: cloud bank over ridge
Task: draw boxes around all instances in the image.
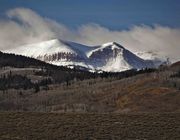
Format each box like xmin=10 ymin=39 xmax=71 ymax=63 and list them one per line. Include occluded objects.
xmin=0 ymin=8 xmax=180 ymax=61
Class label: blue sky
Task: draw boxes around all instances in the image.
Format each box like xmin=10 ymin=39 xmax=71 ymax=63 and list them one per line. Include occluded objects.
xmin=0 ymin=0 xmax=180 ymax=30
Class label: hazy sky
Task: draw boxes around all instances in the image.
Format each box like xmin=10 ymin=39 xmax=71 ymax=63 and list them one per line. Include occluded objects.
xmin=0 ymin=0 xmax=180 ymax=61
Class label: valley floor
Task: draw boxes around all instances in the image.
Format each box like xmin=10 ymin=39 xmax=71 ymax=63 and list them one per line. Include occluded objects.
xmin=0 ymin=112 xmax=180 ymax=140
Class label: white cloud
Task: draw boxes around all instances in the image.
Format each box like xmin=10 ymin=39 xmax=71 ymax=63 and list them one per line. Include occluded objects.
xmin=0 ymin=8 xmax=180 ymax=61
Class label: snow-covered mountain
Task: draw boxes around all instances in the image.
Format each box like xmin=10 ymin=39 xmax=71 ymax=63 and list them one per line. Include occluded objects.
xmin=4 ymin=39 xmax=160 ymax=72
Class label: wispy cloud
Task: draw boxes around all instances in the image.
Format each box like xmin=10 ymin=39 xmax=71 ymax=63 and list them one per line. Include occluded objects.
xmin=0 ymin=8 xmax=180 ymax=61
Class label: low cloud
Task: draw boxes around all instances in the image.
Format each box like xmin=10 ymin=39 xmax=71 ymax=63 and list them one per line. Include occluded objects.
xmin=77 ymin=24 xmax=180 ymax=61
xmin=0 ymin=8 xmax=180 ymax=61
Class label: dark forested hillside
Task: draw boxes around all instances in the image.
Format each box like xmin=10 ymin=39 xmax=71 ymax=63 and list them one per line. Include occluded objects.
xmin=0 ymin=51 xmax=156 ymax=86
xmin=0 ymin=51 xmax=96 ymax=81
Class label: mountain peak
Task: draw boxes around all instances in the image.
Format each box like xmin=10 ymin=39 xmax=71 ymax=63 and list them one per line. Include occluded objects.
xmin=102 ymin=42 xmax=125 ymax=49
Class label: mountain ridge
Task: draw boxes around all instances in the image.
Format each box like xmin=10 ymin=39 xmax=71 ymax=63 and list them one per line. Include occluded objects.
xmin=4 ymin=39 xmax=160 ymax=72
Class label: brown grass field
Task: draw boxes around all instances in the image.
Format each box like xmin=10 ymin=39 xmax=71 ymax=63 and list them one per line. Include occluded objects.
xmin=0 ymin=112 xmax=180 ymax=140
